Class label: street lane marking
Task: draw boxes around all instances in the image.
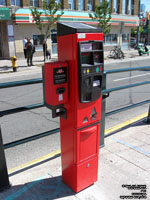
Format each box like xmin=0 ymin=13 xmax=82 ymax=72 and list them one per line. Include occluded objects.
xmin=113 ymin=73 xmax=150 ymax=82
xmin=8 ymin=112 xmax=148 ymax=174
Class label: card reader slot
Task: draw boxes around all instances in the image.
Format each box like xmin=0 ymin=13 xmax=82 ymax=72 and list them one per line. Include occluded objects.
xmin=57 ymin=87 xmax=65 ymax=94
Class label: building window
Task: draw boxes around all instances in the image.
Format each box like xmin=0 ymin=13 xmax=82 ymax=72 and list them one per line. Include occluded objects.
xmin=0 ymin=0 xmax=6 ymax=5
xmin=104 ymin=34 xmax=117 ymax=45
xmin=122 ymin=33 xmax=129 ymax=49
xmin=88 ymin=0 xmax=93 ymax=11
xmin=113 ymin=0 xmax=118 ymax=13
xmin=11 ymin=0 xmax=20 ymax=6
xmin=42 ymin=0 xmax=60 ymax=8
xmin=33 ymin=34 xmax=44 ymax=51
xmin=69 ymin=0 xmax=75 ymax=10
xmin=107 ymin=0 xmax=111 ymax=8
xmin=30 ymin=0 xmax=39 ymax=7
xmin=78 ymin=0 xmax=84 ymax=10
xmin=131 ymin=0 xmax=134 ymax=15
xmin=122 ymin=0 xmax=127 ymax=14
xmin=51 ymin=29 xmax=57 ymax=55
xmin=43 ymin=0 xmax=60 ymax=3
xmin=128 ymin=0 xmax=131 ymax=14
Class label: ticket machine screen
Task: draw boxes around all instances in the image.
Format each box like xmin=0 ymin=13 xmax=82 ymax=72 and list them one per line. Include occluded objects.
xmin=78 ymin=41 xmax=103 ymax=103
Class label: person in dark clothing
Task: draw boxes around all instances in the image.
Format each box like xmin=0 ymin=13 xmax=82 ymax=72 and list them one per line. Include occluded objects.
xmin=43 ymin=40 xmax=51 ymax=61
xmin=46 ymin=50 xmax=51 ymax=59
xmin=25 ymin=38 xmax=34 ymax=66
xmin=43 ymin=40 xmax=47 ymax=61
xmin=144 ymin=37 xmax=148 ymax=46
xmin=23 ymin=37 xmax=27 ymax=59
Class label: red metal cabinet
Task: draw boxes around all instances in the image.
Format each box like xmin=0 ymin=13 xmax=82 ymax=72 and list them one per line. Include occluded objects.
xmin=76 ymin=124 xmax=100 ymax=163
xmin=78 ymin=126 xmax=98 ymax=162
xmin=57 ymin=22 xmax=103 ymax=192
xmin=43 ymin=62 xmax=68 ymax=107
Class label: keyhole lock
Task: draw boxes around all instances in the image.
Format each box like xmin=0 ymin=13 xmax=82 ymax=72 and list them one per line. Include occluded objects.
xmin=87 ymin=163 xmax=90 ymax=168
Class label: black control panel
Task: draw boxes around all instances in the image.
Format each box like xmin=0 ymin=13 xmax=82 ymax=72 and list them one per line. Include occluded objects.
xmin=78 ymin=41 xmax=103 ymax=103
xmin=53 ymin=67 xmax=67 ymax=85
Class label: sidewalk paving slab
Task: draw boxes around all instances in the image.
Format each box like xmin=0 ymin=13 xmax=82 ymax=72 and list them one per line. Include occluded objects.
xmin=0 ymin=120 xmax=149 ymax=200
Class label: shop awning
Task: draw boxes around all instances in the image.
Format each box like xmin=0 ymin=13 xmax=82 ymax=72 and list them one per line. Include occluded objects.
xmin=0 ymin=8 xmax=10 ymax=20
xmin=13 ymin=8 xmax=139 ymax=27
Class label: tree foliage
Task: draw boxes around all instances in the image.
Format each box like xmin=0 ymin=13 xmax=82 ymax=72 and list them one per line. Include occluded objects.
xmin=30 ymin=0 xmax=64 ymax=40
xmin=89 ymin=0 xmax=112 ymax=36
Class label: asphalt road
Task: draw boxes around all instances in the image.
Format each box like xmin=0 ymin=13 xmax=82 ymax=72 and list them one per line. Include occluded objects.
xmin=0 ymin=59 xmax=150 ymax=170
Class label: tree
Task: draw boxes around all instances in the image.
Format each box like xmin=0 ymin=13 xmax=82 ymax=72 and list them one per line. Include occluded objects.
xmin=30 ymin=0 xmax=64 ymax=60
xmin=89 ymin=0 xmax=112 ymax=37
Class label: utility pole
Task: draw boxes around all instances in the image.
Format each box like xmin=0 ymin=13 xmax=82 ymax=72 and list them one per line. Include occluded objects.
xmin=146 ymin=12 xmax=149 ymax=45
xmin=137 ymin=0 xmax=141 ymax=46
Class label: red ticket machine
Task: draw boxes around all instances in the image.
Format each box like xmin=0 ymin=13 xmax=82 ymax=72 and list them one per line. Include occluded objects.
xmin=43 ymin=61 xmax=68 ymax=118
xmin=43 ymin=22 xmax=104 ymax=193
xmin=57 ymin=22 xmax=104 ymax=192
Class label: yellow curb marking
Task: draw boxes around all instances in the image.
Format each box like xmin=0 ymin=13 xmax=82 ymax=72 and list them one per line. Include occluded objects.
xmin=8 ymin=149 xmax=61 ymax=173
xmin=105 ymin=112 xmax=148 ymax=135
xmin=8 ymin=112 xmax=148 ymax=174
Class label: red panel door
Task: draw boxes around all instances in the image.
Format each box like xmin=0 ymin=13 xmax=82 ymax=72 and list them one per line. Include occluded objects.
xmin=75 ymin=124 xmax=100 ymax=164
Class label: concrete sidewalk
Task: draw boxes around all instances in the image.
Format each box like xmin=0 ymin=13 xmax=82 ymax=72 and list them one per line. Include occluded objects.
xmin=0 ymin=119 xmax=150 ymax=200
xmin=0 ymin=48 xmax=149 ymax=76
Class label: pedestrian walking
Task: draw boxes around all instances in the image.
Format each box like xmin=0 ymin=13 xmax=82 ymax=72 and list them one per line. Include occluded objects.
xmin=23 ymin=37 xmax=27 ymax=59
xmin=25 ymin=38 xmax=34 ymax=66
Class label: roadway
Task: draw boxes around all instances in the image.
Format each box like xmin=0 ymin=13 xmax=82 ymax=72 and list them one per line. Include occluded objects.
xmin=0 ymin=58 xmax=150 ymax=170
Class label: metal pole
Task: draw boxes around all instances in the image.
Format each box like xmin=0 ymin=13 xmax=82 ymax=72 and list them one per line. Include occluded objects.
xmin=100 ymin=73 xmax=107 ymax=148
xmin=137 ymin=0 xmax=141 ymax=46
xmin=0 ymin=126 xmax=10 ymax=191
xmin=147 ymin=105 xmax=150 ymax=123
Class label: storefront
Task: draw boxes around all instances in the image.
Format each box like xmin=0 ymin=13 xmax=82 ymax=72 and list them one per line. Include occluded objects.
xmin=12 ymin=8 xmax=139 ymax=58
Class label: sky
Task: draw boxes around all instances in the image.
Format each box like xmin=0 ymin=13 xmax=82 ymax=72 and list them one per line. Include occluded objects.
xmin=141 ymin=0 xmax=150 ymax=12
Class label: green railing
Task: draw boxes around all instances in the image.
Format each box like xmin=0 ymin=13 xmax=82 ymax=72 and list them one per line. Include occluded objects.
xmin=99 ymin=66 xmax=150 ymax=146
xmin=1 ymin=66 xmax=150 ymax=190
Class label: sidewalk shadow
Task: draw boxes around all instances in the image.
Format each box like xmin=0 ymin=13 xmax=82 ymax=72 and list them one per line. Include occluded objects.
xmin=0 ymin=65 xmax=29 ymax=74
xmin=1 ymin=176 xmax=75 ymax=200
xmin=0 ymin=66 xmax=12 ymax=72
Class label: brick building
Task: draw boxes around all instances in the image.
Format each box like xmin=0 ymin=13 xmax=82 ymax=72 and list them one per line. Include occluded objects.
xmin=0 ymin=0 xmax=139 ymax=59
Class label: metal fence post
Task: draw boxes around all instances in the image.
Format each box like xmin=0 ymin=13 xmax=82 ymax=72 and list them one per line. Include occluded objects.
xmin=100 ymin=72 xmax=107 ymax=148
xmin=147 ymin=105 xmax=150 ymax=123
xmin=0 ymin=126 xmax=10 ymax=191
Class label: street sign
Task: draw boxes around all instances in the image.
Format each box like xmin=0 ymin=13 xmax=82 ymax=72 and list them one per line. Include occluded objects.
xmin=0 ymin=8 xmax=10 ymax=20
xmin=140 ymin=18 xmax=146 ymax=26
